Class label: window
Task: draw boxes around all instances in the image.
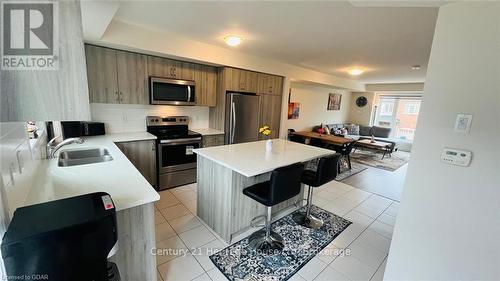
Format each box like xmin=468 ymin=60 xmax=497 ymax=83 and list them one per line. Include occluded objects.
xmin=397 ymin=128 xmax=416 ymax=140
xmin=380 ymin=102 xmax=394 ymax=116
xmin=405 ymin=102 xmax=420 ymax=115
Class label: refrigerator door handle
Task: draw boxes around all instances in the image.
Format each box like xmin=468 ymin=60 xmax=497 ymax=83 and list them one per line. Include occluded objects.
xmin=231 ymin=101 xmax=236 ymax=144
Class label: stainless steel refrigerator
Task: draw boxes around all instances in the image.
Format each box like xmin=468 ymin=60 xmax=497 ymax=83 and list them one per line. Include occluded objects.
xmin=225 ymin=92 xmax=261 ymax=144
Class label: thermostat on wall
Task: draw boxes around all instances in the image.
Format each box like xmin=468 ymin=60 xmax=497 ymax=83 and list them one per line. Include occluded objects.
xmin=441 ymin=148 xmax=472 ymax=167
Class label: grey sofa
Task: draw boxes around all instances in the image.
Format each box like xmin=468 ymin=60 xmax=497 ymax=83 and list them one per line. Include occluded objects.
xmin=322 ymin=123 xmax=411 ymax=153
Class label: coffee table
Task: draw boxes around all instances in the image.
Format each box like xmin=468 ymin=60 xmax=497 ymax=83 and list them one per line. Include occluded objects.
xmin=354 ymin=139 xmax=392 ymax=159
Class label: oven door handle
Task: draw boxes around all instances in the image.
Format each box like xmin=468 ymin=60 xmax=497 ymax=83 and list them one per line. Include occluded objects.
xmin=160 ymin=137 xmax=202 ymax=145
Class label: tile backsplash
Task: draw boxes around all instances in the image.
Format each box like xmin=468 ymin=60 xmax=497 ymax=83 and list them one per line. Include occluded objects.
xmin=90 ymin=103 xmax=210 ymax=133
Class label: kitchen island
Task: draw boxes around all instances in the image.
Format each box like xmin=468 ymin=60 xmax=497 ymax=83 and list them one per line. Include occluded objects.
xmin=193 ymin=139 xmax=333 ymax=243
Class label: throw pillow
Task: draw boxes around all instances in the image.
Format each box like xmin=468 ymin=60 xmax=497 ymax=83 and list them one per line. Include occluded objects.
xmin=346 ymin=124 xmax=360 ymax=135
xmin=359 ymin=126 xmax=372 ymax=136
xmin=371 ymin=126 xmax=391 ymax=138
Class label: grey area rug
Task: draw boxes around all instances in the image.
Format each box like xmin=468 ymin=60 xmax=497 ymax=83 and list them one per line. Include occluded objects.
xmin=209 ymin=206 xmax=352 ymax=281
xmin=350 ymin=149 xmax=410 ymax=172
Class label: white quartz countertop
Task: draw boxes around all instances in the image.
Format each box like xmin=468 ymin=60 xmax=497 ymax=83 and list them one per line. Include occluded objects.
xmin=23 ymin=132 xmax=160 ymax=211
xmin=193 ymin=139 xmax=334 ymax=177
xmin=191 ymin=128 xmax=225 ymax=136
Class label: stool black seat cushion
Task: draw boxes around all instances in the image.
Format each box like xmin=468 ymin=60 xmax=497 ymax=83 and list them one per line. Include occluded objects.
xmin=243 ymin=163 xmax=305 ymax=206
xmin=302 ymin=153 xmax=342 ymax=187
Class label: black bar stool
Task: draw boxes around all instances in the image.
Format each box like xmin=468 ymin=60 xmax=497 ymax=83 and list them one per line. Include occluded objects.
xmin=243 ymin=163 xmax=305 ymax=252
xmin=288 ymin=129 xmax=305 ymax=143
xmin=338 ymin=141 xmax=356 ymax=171
xmin=293 ymin=153 xmax=341 ymax=229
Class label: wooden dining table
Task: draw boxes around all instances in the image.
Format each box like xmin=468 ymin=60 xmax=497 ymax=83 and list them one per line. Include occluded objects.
xmin=291 ymin=131 xmax=355 ymax=146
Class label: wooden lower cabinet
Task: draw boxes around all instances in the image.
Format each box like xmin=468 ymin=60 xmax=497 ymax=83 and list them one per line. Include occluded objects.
xmin=259 ymin=93 xmax=283 ymax=139
xmin=202 ymin=134 xmax=225 ymax=147
xmin=115 ymin=140 xmax=156 ymax=187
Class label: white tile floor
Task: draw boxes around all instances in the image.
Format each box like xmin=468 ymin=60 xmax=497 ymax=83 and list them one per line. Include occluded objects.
xmin=154 ymin=181 xmax=399 ymax=281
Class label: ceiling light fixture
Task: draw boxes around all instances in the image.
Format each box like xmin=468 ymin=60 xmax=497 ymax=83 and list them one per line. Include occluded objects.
xmin=347 ymin=68 xmax=364 ymax=76
xmin=411 ymin=65 xmax=421 ymax=70
xmin=224 ymin=35 xmax=242 ymax=47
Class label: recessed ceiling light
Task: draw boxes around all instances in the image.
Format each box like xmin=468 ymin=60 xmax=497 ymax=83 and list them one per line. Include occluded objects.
xmin=411 ymin=65 xmax=421 ymax=70
xmin=347 ymin=68 xmax=364 ymax=76
xmin=224 ymin=36 xmax=242 ymax=47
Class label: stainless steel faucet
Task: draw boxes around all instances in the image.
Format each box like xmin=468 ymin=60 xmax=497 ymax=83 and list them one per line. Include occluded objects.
xmin=46 ymin=136 xmax=84 ymax=159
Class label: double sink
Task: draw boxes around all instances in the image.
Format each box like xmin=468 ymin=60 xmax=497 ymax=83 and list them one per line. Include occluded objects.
xmin=58 ymin=148 xmax=113 ymax=167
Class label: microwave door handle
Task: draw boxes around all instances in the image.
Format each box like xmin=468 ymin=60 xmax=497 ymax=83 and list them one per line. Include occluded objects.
xmin=231 ymin=101 xmax=236 ymax=144
xmin=187 ymin=85 xmax=192 ymax=102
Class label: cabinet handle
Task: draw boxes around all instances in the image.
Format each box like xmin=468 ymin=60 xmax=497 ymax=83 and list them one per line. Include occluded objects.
xmin=151 ymin=142 xmax=155 ymax=151
xmin=115 ymin=91 xmax=119 ymax=102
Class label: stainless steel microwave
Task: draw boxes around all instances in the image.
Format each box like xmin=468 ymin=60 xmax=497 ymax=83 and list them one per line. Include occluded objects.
xmin=149 ymin=77 xmax=196 ymax=105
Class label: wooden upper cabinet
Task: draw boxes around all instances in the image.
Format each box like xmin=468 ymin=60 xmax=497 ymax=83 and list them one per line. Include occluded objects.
xmin=257 ymin=73 xmax=283 ymax=95
xmin=180 ymin=61 xmax=196 ymax=81
xmin=147 ymin=56 xmax=182 ymax=79
xmin=147 ymin=56 xmax=196 ymax=80
xmin=85 ymin=45 xmax=218 ymax=107
xmin=116 ymin=50 xmax=148 ymax=104
xmin=259 ymin=93 xmax=283 ymax=139
xmin=194 ymin=64 xmax=217 ymax=107
xmin=225 ymin=67 xmax=258 ymax=93
xmin=85 ymin=45 xmax=120 ymax=103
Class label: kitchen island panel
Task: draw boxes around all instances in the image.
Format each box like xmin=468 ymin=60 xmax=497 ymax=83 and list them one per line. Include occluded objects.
xmin=197 ymin=155 xmax=304 ymax=243
xmin=109 ymin=203 xmax=156 ymax=281
xmin=197 ymin=156 xmax=234 ymax=241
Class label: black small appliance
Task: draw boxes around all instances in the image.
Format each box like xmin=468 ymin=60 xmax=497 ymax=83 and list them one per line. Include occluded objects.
xmin=61 ymin=121 xmax=106 ymax=139
xmin=1 ymin=192 xmax=120 ymax=281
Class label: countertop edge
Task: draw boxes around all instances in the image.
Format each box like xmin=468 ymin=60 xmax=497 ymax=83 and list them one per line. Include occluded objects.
xmin=194 ymin=149 xmax=334 ymax=177
xmin=191 ymin=128 xmax=225 ymax=136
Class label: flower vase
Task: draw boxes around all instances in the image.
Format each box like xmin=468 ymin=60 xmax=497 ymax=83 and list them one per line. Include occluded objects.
xmin=266 ymin=139 xmax=273 ymax=152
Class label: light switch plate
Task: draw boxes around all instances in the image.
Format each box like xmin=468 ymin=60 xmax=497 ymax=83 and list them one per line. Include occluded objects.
xmin=454 ymin=113 xmax=473 ymax=133
xmin=441 ymin=148 xmax=472 ymax=167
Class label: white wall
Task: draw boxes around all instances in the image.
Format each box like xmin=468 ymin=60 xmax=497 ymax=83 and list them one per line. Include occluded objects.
xmin=347 ymin=92 xmax=376 ymax=126
xmin=284 ymin=83 xmax=351 ymax=132
xmin=90 ymin=103 xmax=209 ymax=133
xmin=384 ymin=2 xmax=500 ymax=280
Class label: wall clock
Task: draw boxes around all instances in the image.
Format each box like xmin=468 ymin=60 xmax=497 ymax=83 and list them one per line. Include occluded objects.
xmin=356 ymin=96 xmax=368 ymax=107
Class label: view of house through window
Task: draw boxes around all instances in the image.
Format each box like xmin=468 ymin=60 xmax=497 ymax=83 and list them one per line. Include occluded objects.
xmin=374 ymin=96 xmax=422 ymax=141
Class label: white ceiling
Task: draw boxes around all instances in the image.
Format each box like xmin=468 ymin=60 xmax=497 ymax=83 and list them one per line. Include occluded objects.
xmin=113 ymin=1 xmax=439 ymax=84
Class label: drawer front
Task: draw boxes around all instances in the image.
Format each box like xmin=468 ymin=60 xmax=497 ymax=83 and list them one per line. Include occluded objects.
xmin=159 ymin=169 xmax=196 ymax=190
xmin=202 ymin=135 xmax=225 ymax=147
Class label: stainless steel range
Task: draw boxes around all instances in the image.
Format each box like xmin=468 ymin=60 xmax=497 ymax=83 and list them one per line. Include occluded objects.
xmin=146 ymin=116 xmax=202 ymax=190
